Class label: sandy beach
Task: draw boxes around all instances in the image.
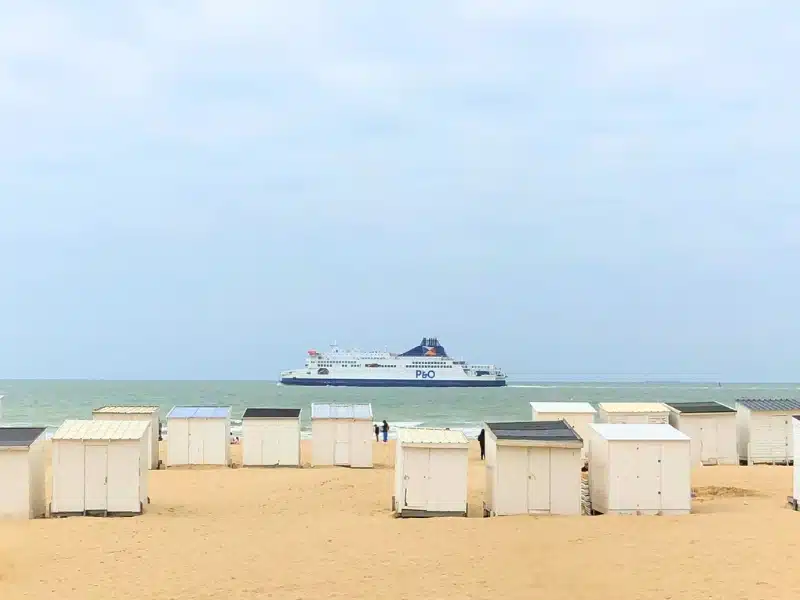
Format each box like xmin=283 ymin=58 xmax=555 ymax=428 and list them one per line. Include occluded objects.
xmin=2 ymin=440 xmax=800 ymax=599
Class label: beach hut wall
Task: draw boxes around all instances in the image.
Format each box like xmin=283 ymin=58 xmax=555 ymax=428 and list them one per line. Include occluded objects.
xmin=393 ymin=428 xmax=469 ymax=518
xmin=587 ymin=423 xmax=691 ymax=516
xmin=530 ymin=402 xmax=596 ymax=460
xmin=310 ymin=403 xmax=373 ymax=468
xmin=165 ymin=406 xmax=232 ymax=467
xmin=92 ymin=405 xmax=161 ymax=469
xmin=241 ymin=408 xmax=302 ymax=467
xmin=484 ymin=420 xmax=583 ymax=517
xmin=0 ymin=427 xmax=47 ymax=519
xmin=735 ymin=398 xmax=800 ymax=465
xmin=665 ymin=401 xmax=737 ymax=466
xmin=50 ymin=420 xmax=150 ymax=516
xmin=793 ymin=417 xmax=800 ymax=504
xmin=597 ymin=402 xmax=671 ymax=425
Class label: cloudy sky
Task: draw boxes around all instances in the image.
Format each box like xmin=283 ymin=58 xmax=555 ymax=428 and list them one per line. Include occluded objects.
xmin=0 ymin=1 xmax=798 ymax=381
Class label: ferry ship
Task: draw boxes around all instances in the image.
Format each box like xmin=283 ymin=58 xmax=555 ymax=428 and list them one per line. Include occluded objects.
xmin=279 ymin=337 xmax=507 ymax=387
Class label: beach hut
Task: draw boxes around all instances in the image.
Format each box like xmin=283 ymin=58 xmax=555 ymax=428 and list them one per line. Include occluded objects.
xmin=92 ymin=405 xmax=161 ymax=469
xmin=310 ymin=403 xmax=373 ymax=468
xmin=792 ymin=416 xmax=800 ymax=509
xmin=792 ymin=416 xmax=800 ymax=507
xmin=0 ymin=427 xmax=47 ymax=519
xmin=484 ymin=421 xmax=583 ymax=517
xmin=587 ymin=423 xmax=691 ymax=516
xmin=166 ymin=406 xmax=231 ymax=467
xmin=597 ymin=402 xmax=671 ymax=424
xmin=241 ymin=408 xmax=302 ymax=467
xmin=736 ymin=398 xmax=800 ymax=465
xmin=393 ymin=428 xmax=469 ymax=518
xmin=50 ymin=419 xmax=150 ymax=516
xmin=530 ymin=402 xmax=596 ymax=459
xmin=665 ymin=401 xmax=737 ymax=466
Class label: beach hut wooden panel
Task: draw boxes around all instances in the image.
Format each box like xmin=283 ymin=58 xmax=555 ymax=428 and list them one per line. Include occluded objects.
xmin=530 ymin=402 xmax=596 ymax=460
xmin=665 ymin=401 xmax=737 ymax=466
xmin=792 ymin=416 xmax=800 ymax=508
xmin=393 ymin=428 xmax=469 ymax=518
xmin=51 ymin=420 xmax=150 ymax=516
xmin=92 ymin=405 xmax=160 ymax=469
xmin=587 ymin=423 xmax=691 ymax=516
xmin=597 ymin=402 xmax=671 ymax=425
xmin=311 ymin=403 xmax=373 ymax=468
xmin=0 ymin=427 xmax=47 ymax=519
xmin=241 ymin=408 xmax=301 ymax=467
xmin=484 ymin=421 xmax=583 ymax=517
xmin=166 ymin=406 xmax=231 ymax=467
xmin=736 ymin=398 xmax=800 ymax=465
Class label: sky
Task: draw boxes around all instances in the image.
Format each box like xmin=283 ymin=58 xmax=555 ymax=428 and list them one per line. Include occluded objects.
xmin=0 ymin=1 xmax=799 ymax=381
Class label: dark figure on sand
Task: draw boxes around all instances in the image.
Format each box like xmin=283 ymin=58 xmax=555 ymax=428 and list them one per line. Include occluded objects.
xmin=381 ymin=420 xmax=389 ymax=443
xmin=374 ymin=424 xmax=380 ymax=442
xmin=478 ymin=428 xmax=485 ymax=460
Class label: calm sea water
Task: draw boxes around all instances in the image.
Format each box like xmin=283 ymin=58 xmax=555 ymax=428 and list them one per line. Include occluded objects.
xmin=0 ymin=380 xmax=797 ymax=439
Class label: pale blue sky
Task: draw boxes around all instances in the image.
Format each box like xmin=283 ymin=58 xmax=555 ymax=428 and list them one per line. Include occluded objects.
xmin=1 ymin=1 xmax=798 ymax=381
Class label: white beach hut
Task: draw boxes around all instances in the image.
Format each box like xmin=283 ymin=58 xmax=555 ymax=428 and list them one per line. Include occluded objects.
xmin=792 ymin=416 xmax=800 ymax=509
xmin=736 ymin=398 xmax=800 ymax=465
xmin=393 ymin=428 xmax=469 ymax=517
xmin=311 ymin=403 xmax=373 ymax=468
xmin=166 ymin=406 xmax=231 ymax=467
xmin=587 ymin=423 xmax=691 ymax=516
xmin=92 ymin=405 xmax=160 ymax=469
xmin=530 ymin=402 xmax=596 ymax=460
xmin=665 ymin=401 xmax=737 ymax=466
xmin=51 ymin=419 xmax=150 ymax=516
xmin=241 ymin=408 xmax=302 ymax=467
xmin=484 ymin=421 xmax=583 ymax=517
xmin=597 ymin=402 xmax=671 ymax=424
xmin=0 ymin=427 xmax=47 ymax=519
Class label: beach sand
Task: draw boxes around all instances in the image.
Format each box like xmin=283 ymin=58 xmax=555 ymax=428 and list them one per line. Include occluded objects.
xmin=2 ymin=440 xmax=800 ymax=599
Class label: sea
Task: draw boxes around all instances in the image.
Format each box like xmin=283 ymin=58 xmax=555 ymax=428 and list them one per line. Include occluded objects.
xmin=0 ymin=380 xmax=796 ymax=440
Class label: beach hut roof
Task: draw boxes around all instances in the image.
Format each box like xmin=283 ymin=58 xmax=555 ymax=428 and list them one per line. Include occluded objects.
xmin=52 ymin=419 xmax=150 ymax=441
xmin=589 ymin=423 xmax=689 ymax=442
xmin=166 ymin=406 xmax=232 ymax=419
xmin=737 ymin=398 xmax=800 ymax=411
xmin=530 ymin=401 xmax=596 ymax=414
xmin=242 ymin=408 xmax=301 ymax=419
xmin=598 ymin=402 xmax=670 ymax=413
xmin=665 ymin=401 xmax=735 ymax=414
xmin=0 ymin=427 xmax=47 ymax=447
xmin=487 ymin=420 xmax=582 ymax=443
xmin=311 ymin=403 xmax=373 ymax=420
xmin=93 ymin=405 xmax=160 ymax=414
xmin=397 ymin=428 xmax=468 ymax=445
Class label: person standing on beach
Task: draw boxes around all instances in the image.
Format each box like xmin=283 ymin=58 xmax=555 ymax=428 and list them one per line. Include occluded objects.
xmin=478 ymin=428 xmax=486 ymax=460
xmin=381 ymin=420 xmax=389 ymax=443
xmin=374 ymin=423 xmax=380 ymax=442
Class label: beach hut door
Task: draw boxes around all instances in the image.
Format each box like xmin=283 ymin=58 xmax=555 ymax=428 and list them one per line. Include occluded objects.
xmin=84 ymin=444 xmax=108 ymax=511
xmin=526 ymin=448 xmax=551 ymax=512
xmin=403 ymin=448 xmax=429 ymax=510
xmin=334 ymin=421 xmax=350 ymax=465
xmin=635 ymin=444 xmax=662 ymax=511
xmin=189 ymin=421 xmax=204 ymax=464
xmin=699 ymin=420 xmax=718 ymax=464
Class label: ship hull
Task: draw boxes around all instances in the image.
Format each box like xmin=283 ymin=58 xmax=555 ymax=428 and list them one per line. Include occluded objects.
xmin=279 ymin=377 xmax=506 ymax=387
